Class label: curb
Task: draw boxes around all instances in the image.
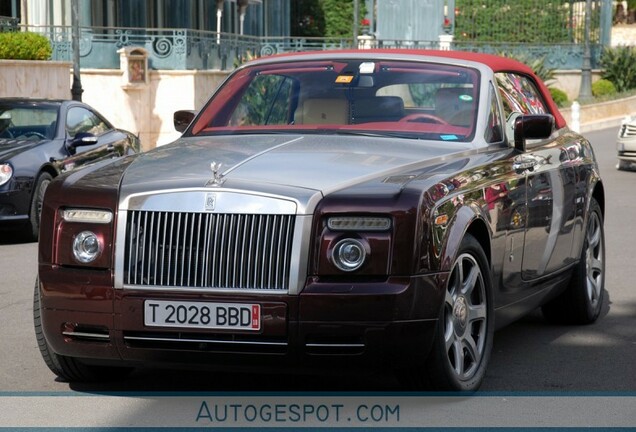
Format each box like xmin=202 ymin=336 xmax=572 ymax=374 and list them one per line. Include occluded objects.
xmin=579 ymin=116 xmax=624 ymax=133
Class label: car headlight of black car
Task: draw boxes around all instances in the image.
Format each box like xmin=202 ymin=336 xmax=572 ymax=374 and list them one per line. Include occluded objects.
xmin=0 ymin=163 xmax=12 ymax=186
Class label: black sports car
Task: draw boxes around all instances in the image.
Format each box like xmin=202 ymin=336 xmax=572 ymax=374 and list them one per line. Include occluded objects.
xmin=0 ymin=98 xmax=139 ymax=240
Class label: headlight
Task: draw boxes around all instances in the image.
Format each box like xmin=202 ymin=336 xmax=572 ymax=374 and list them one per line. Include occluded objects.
xmin=72 ymin=231 xmax=103 ymax=263
xmin=0 ymin=163 xmax=12 ymax=186
xmin=331 ymin=238 xmax=368 ymax=272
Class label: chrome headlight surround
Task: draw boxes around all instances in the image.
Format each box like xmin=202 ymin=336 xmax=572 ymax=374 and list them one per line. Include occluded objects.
xmin=0 ymin=163 xmax=13 ymax=187
xmin=331 ymin=238 xmax=368 ymax=272
xmin=72 ymin=230 xmax=103 ymax=263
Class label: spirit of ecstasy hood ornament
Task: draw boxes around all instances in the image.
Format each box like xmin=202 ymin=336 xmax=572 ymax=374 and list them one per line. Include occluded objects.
xmin=206 ymin=161 xmax=225 ymax=187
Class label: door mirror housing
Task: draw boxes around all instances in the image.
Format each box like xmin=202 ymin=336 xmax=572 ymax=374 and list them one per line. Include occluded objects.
xmin=174 ymin=110 xmax=196 ymax=133
xmin=69 ymin=132 xmax=98 ymax=150
xmin=514 ymin=114 xmax=555 ymax=152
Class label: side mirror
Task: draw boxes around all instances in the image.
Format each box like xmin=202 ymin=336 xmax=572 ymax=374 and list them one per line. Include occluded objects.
xmin=69 ymin=132 xmax=98 ymax=149
xmin=514 ymin=114 xmax=555 ymax=152
xmin=174 ymin=110 xmax=196 ymax=133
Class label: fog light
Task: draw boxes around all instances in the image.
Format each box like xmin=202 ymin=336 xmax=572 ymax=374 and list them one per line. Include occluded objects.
xmin=72 ymin=231 xmax=102 ymax=263
xmin=332 ymin=238 xmax=367 ymax=272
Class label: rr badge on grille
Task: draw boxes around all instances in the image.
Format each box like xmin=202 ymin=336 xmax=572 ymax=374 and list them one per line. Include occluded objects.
xmin=205 ymin=193 xmax=217 ymax=211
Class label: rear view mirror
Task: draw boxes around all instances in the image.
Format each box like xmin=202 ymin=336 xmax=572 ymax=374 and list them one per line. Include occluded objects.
xmin=69 ymin=132 xmax=98 ymax=149
xmin=514 ymin=114 xmax=555 ymax=152
xmin=174 ymin=110 xmax=196 ymax=133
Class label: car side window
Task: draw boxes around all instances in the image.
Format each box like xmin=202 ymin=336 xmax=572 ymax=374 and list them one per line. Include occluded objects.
xmin=66 ymin=107 xmax=110 ymax=138
xmin=495 ymin=72 xmax=548 ymax=119
xmin=485 ymin=83 xmax=504 ymax=143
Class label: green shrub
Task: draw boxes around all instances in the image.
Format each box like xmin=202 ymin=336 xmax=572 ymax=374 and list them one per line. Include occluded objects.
xmin=0 ymin=31 xmax=52 ymax=60
xmin=599 ymin=46 xmax=636 ymax=92
xmin=496 ymin=51 xmax=555 ymax=85
xmin=592 ymin=79 xmax=617 ymax=98
xmin=549 ymin=87 xmax=569 ymax=108
xmin=455 ymin=0 xmax=571 ymax=43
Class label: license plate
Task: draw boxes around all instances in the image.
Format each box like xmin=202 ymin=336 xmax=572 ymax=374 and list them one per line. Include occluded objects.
xmin=144 ymin=300 xmax=261 ymax=331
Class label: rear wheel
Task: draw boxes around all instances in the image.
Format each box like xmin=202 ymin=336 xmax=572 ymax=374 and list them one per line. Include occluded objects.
xmin=542 ymin=197 xmax=605 ymax=324
xmin=25 ymin=172 xmax=52 ymax=241
xmin=401 ymin=234 xmax=493 ymax=391
xmin=33 ymin=278 xmax=132 ymax=382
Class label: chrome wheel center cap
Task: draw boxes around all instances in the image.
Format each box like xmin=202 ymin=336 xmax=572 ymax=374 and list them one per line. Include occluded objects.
xmin=452 ymin=296 xmax=468 ymax=330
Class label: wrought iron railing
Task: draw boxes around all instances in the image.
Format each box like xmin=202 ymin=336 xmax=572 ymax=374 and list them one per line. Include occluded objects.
xmin=0 ymin=16 xmax=19 ymax=32
xmin=20 ymin=24 xmax=602 ymax=71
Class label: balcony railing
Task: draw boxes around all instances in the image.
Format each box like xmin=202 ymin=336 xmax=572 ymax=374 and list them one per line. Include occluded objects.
xmin=20 ymin=24 xmax=600 ymax=71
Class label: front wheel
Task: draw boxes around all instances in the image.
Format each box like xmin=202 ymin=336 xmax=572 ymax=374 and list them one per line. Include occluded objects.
xmin=401 ymin=234 xmax=493 ymax=391
xmin=33 ymin=278 xmax=132 ymax=382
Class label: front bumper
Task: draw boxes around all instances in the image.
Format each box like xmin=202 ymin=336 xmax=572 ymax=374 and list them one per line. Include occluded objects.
xmin=0 ymin=189 xmax=30 ymax=225
xmin=38 ymin=265 xmax=447 ymax=374
xmin=617 ymin=135 xmax=636 ymax=163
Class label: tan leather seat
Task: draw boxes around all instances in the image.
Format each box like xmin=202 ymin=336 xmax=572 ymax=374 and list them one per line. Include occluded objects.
xmin=295 ymin=98 xmax=349 ymax=124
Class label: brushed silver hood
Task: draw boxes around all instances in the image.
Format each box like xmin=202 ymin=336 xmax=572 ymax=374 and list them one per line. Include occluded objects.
xmin=120 ymin=134 xmax=471 ymax=213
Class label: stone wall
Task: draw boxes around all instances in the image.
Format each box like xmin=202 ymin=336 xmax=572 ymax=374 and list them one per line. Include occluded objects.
xmin=80 ymin=70 xmax=228 ymax=151
xmin=0 ymin=60 xmax=72 ymax=99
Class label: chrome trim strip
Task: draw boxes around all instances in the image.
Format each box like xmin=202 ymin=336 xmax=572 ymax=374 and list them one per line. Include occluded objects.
xmin=287 ymin=215 xmax=312 ymax=295
xmin=62 ymin=331 xmax=110 ymax=340
xmin=124 ymin=335 xmax=288 ymax=346
xmin=121 ymin=285 xmax=288 ymax=295
xmin=218 ymin=136 xmax=305 ymax=179
xmin=305 ymin=343 xmax=365 ymax=348
xmin=122 ymin=189 xmax=298 ymax=214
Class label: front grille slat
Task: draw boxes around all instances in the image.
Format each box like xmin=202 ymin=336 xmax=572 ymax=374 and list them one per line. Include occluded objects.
xmin=124 ymin=210 xmax=295 ymax=291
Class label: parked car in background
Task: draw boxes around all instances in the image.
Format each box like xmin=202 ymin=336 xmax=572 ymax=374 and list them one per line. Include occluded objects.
xmin=35 ymin=50 xmax=605 ymax=391
xmin=616 ymin=115 xmax=636 ymax=170
xmin=0 ymin=98 xmax=140 ymax=240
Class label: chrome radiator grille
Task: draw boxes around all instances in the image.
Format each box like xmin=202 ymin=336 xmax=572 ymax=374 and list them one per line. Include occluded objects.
xmin=124 ymin=210 xmax=295 ymax=291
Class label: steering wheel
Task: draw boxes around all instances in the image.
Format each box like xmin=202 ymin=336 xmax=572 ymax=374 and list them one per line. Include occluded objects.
xmin=400 ymin=113 xmax=449 ymax=124
xmin=17 ymin=132 xmax=47 ymax=140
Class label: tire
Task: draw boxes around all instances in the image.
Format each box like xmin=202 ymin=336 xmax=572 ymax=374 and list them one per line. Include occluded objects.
xmin=402 ymin=234 xmax=494 ymax=391
xmin=33 ymin=277 xmax=132 ymax=382
xmin=616 ymin=159 xmax=630 ymax=171
xmin=542 ymin=197 xmax=605 ymax=325
xmin=25 ymin=172 xmax=52 ymax=241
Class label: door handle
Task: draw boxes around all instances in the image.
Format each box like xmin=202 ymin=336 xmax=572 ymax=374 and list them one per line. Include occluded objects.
xmin=513 ymin=158 xmax=537 ymax=172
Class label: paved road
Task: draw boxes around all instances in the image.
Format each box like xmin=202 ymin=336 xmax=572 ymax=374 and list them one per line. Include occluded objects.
xmin=1 ymin=126 xmax=635 ymax=392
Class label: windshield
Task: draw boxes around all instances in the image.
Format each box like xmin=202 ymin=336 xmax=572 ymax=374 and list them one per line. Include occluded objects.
xmin=190 ymin=59 xmax=480 ymax=142
xmin=0 ymin=104 xmax=58 ymax=140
